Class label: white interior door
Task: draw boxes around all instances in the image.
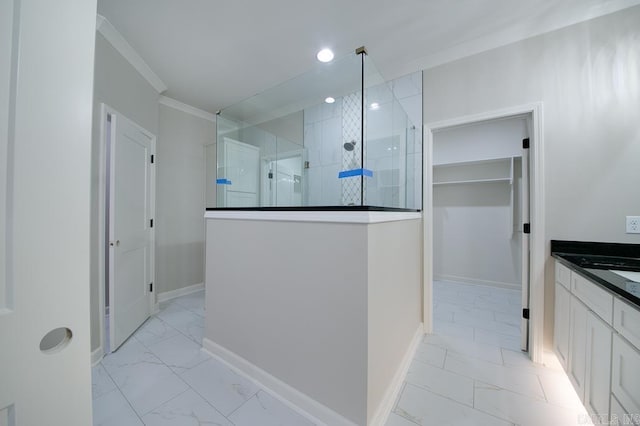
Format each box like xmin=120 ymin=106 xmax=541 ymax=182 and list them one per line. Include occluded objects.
xmin=222 ymin=138 xmax=259 ymax=207
xmin=0 ymin=0 xmax=96 ymax=424
xmin=521 ymin=137 xmax=531 ymax=351
xmin=109 ymin=111 xmax=155 ymax=351
xmin=276 ymin=164 xmax=295 ymax=206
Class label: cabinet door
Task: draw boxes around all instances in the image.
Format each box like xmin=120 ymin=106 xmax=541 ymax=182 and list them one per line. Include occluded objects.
xmin=568 ymin=297 xmax=588 ymax=401
xmin=584 ymin=311 xmax=612 ymax=419
xmin=554 ymin=283 xmax=571 ymax=369
xmin=612 ymin=334 xmax=640 ymax=419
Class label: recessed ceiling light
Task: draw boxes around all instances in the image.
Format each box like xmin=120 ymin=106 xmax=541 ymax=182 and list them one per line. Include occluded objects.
xmin=317 ymin=48 xmax=334 ymax=63
xmin=325 ymin=97 xmax=335 ymax=104
xmin=370 ymin=102 xmax=380 ymax=110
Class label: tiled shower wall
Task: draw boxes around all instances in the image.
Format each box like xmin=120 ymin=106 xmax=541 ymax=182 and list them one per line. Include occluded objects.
xmin=303 ymin=71 xmax=422 ymax=208
xmin=303 ymin=100 xmax=343 ymax=205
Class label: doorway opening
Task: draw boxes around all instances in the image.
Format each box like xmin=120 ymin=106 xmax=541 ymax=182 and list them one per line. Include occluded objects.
xmin=261 ymin=151 xmax=304 ymax=207
xmin=424 ymin=103 xmax=545 ymax=362
xmin=431 ymin=116 xmax=529 ymax=352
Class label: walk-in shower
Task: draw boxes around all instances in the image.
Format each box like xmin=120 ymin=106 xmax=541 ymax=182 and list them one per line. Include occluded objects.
xmin=208 ymin=47 xmax=422 ymax=209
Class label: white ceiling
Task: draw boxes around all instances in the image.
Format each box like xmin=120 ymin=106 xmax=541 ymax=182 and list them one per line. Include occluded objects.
xmin=97 ymin=0 xmax=640 ymax=114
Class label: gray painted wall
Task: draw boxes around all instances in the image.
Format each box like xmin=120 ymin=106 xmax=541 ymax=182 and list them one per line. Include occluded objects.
xmin=156 ymin=104 xmax=215 ymax=294
xmin=422 ymin=7 xmax=640 ymax=347
xmin=367 ymin=219 xmax=422 ymax=422
xmin=205 ymin=219 xmax=369 ymax=424
xmin=205 ymin=217 xmax=422 ymax=424
xmin=90 ymin=33 xmax=159 ymax=351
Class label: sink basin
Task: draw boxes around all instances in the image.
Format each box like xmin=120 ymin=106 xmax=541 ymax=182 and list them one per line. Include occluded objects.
xmin=611 ymin=270 xmax=640 ymax=283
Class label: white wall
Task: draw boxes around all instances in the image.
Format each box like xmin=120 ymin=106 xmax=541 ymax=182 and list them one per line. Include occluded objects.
xmin=90 ymin=32 xmax=159 ymax=351
xmin=433 ymin=118 xmax=526 ymax=288
xmin=156 ymin=103 xmax=215 ymax=294
xmin=422 ymin=6 xmax=640 ymax=347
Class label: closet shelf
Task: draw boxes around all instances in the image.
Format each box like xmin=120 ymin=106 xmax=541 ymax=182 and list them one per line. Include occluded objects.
xmin=433 ymin=177 xmax=512 ymax=186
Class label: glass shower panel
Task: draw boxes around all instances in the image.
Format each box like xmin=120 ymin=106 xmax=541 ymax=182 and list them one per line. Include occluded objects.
xmin=365 ymin=71 xmax=422 ymax=209
xmin=212 ymin=49 xmax=422 ymax=209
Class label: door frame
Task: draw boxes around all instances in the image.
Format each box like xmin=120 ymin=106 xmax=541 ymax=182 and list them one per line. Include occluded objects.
xmin=423 ymin=102 xmax=545 ymax=363
xmin=260 ymin=149 xmax=304 ymax=206
xmin=97 ymin=103 xmax=156 ymax=358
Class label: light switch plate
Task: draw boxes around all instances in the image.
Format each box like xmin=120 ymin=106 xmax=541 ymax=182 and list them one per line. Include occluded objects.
xmin=627 ymin=216 xmax=640 ymax=234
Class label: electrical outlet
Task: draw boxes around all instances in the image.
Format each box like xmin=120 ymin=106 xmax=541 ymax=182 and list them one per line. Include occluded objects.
xmin=627 ymin=216 xmax=640 ymax=234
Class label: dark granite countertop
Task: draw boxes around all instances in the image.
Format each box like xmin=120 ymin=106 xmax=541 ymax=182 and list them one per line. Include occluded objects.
xmin=551 ymin=240 xmax=640 ymax=309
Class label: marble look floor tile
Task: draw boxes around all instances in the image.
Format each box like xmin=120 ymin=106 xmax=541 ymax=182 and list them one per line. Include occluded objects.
xmin=385 ymin=413 xmax=420 ymax=426
xmin=93 ymin=389 xmax=143 ymax=426
xmin=413 ymin=342 xmax=447 ymax=368
xmin=229 ymin=390 xmax=315 ymax=426
xmin=474 ymin=382 xmax=582 ymax=426
xmin=405 ymin=360 xmax=474 ymax=406
xmin=147 ymin=334 xmax=210 ymax=374
xmin=157 ymin=304 xmax=205 ymax=344
xmin=455 ymin=315 xmax=521 ymax=337
xmin=494 ymin=311 xmax=520 ymax=326
xmin=537 ymin=369 xmax=585 ymax=410
xmin=101 ymin=338 xmax=158 ymax=370
xmin=134 ymin=317 xmax=181 ymax=348
xmin=141 ymin=389 xmax=232 ymax=426
xmin=433 ymin=321 xmax=474 ymax=340
xmin=394 ymin=383 xmax=513 ymax=426
xmin=172 ymin=290 xmax=206 ymax=317
xmin=444 ymin=351 xmax=545 ymax=400
xmin=92 ymin=363 xmax=117 ymax=400
xmin=181 ymin=358 xmax=260 ymax=416
xmin=102 ymin=340 xmax=189 ymax=415
xmin=424 ymin=334 xmax=503 ymax=365
xmin=474 ymin=329 xmax=522 ymax=351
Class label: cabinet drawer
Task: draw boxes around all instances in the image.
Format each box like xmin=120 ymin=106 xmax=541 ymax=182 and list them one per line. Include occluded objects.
xmin=611 ymin=334 xmax=640 ymax=418
xmin=614 ymin=297 xmax=640 ymax=350
xmin=572 ymin=273 xmax=613 ymax=325
xmin=556 ymin=261 xmax=571 ymax=290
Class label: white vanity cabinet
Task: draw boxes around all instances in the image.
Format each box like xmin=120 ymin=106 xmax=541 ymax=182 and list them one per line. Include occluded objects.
xmin=554 ymin=280 xmax=571 ymax=368
xmin=584 ymin=311 xmax=613 ymax=419
xmin=567 ymin=296 xmax=588 ymax=400
xmin=553 ymin=261 xmax=640 ymax=424
xmin=554 ymin=259 xmax=640 ymax=424
xmin=611 ymin=300 xmax=640 ymax=424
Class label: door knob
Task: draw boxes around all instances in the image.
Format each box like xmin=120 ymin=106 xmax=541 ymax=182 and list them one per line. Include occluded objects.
xmin=109 ymin=240 xmax=120 ymax=247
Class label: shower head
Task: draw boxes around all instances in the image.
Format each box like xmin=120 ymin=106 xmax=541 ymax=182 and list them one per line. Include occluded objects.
xmin=343 ymin=141 xmax=356 ymax=151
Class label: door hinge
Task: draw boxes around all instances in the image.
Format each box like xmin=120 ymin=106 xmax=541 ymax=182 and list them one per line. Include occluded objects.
xmin=522 ymin=308 xmax=530 ymax=319
xmin=522 ymin=138 xmax=530 ymax=149
xmin=268 ymin=171 xmax=273 ymax=179
xmin=150 ymin=218 xmax=154 ymax=228
xmin=151 ymin=154 xmax=155 ymax=164
xmin=149 ymin=282 xmax=153 ymax=292
xmin=523 ymin=223 xmax=531 ymax=234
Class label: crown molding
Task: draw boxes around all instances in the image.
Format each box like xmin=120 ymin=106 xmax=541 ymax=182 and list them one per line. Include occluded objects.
xmin=96 ymin=14 xmax=167 ymax=93
xmin=158 ymin=96 xmax=216 ymax=122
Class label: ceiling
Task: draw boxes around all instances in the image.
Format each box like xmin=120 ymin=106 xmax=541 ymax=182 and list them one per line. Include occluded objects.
xmin=97 ymin=0 xmax=640 ymax=114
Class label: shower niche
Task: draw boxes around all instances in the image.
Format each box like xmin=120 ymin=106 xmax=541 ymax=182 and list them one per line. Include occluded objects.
xmin=211 ymin=47 xmax=422 ymax=210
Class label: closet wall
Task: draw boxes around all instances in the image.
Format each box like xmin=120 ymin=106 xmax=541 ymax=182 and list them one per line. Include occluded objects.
xmin=433 ymin=117 xmax=526 ymax=289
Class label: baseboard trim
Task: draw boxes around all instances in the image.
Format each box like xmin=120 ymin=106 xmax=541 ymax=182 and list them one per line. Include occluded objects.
xmin=91 ymin=346 xmax=104 ymax=366
xmin=202 ymin=338 xmax=357 ymax=426
xmin=369 ymin=323 xmax=424 ymax=426
xmin=157 ymin=282 xmax=204 ymax=303
xmin=434 ymin=274 xmax=520 ymax=291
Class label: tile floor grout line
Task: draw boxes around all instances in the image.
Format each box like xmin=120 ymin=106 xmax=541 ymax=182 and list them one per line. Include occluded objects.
xmin=100 ymin=362 xmax=147 ymax=424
